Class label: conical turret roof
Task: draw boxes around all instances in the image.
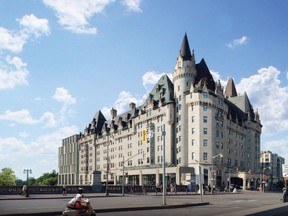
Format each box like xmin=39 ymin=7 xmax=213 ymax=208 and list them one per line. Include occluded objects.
xmin=180 ymin=33 xmax=192 ymax=61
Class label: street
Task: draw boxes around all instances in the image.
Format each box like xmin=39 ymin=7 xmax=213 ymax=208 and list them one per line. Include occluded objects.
xmin=97 ymin=191 xmax=288 ymax=216
xmin=0 ymin=191 xmax=287 ymax=216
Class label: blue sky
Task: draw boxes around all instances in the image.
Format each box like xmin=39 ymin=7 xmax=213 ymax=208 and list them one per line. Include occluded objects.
xmin=0 ymin=0 xmax=288 ymax=180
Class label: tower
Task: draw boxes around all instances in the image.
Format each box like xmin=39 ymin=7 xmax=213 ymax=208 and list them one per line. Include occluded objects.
xmin=172 ymin=33 xmax=197 ymax=166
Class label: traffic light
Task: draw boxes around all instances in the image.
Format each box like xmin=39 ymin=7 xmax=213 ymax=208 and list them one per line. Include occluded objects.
xmin=142 ymin=129 xmax=147 ymax=142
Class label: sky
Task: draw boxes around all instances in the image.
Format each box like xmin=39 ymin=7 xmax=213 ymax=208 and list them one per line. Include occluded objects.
xmin=0 ymin=0 xmax=288 ymax=180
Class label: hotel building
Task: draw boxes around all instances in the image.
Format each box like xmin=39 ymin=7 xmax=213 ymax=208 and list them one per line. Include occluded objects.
xmin=58 ymin=34 xmax=262 ymax=190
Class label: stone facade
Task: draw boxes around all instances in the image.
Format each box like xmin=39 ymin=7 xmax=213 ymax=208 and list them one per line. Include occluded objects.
xmin=58 ymin=34 xmax=262 ymax=190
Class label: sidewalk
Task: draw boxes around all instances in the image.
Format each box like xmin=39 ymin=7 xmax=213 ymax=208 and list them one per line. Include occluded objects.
xmin=0 ymin=192 xmax=209 ymax=215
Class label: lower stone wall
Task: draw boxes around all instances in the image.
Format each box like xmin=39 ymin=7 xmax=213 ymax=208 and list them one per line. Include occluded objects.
xmin=0 ymin=185 xmax=187 ymax=195
xmin=0 ymin=186 xmax=93 ymax=195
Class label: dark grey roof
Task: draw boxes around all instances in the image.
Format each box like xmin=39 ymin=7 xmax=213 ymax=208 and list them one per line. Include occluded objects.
xmin=195 ymin=58 xmax=216 ymax=91
xmin=148 ymin=74 xmax=174 ymax=105
xmin=180 ymin=33 xmax=192 ymax=61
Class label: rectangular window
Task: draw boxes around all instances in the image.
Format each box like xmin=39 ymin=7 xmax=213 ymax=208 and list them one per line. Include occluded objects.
xmin=203 ymin=152 xmax=208 ymax=160
xmin=192 ymin=116 xmax=195 ymax=123
xmin=203 ymin=116 xmax=207 ymax=123
xmin=203 ymin=103 xmax=208 ymax=111
xmin=203 ymin=128 xmax=208 ymax=134
xmin=203 ymin=92 xmax=208 ymax=98
xmin=192 ymin=139 xmax=195 ymax=146
xmin=192 ymin=152 xmax=195 ymax=160
xmin=203 ymin=139 xmax=208 ymax=146
xmin=192 ymin=128 xmax=195 ymax=134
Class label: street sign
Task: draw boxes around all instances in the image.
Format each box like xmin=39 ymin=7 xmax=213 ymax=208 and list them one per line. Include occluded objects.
xmin=283 ymin=164 xmax=288 ymax=177
xmin=283 ymin=165 xmax=288 ymax=179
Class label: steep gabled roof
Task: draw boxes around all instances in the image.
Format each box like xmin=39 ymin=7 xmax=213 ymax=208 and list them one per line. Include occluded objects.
xmin=149 ymin=74 xmax=174 ymax=105
xmin=195 ymin=58 xmax=216 ymax=91
xmin=92 ymin=111 xmax=106 ymax=134
xmin=224 ymin=78 xmax=237 ymax=97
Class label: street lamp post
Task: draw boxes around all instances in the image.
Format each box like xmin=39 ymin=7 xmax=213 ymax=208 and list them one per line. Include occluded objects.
xmin=147 ymin=123 xmax=166 ymax=205
xmin=211 ymin=153 xmax=223 ymax=193
xmin=23 ymin=169 xmax=32 ymax=184
xmin=262 ymin=166 xmax=271 ymax=192
xmin=162 ymin=124 xmax=166 ymax=206
xmin=105 ymin=136 xmax=110 ymax=196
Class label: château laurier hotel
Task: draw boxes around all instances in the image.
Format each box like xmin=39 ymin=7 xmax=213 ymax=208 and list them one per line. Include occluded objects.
xmin=58 ymin=34 xmax=262 ymax=190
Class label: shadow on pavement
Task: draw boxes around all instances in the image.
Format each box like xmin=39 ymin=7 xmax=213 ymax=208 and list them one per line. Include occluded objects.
xmin=247 ymin=205 xmax=288 ymax=216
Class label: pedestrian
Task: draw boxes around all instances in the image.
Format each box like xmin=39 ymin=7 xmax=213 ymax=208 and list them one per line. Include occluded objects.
xmin=19 ymin=184 xmax=26 ymax=196
xmin=62 ymin=185 xmax=67 ymax=196
xmin=174 ymin=183 xmax=177 ymax=194
xmin=142 ymin=184 xmax=146 ymax=195
xmin=170 ymin=183 xmax=174 ymax=193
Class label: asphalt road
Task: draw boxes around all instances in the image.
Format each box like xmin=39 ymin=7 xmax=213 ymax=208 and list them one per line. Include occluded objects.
xmin=0 ymin=191 xmax=287 ymax=216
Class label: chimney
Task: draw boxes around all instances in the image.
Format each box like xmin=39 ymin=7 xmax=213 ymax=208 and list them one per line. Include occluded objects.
xmin=110 ymin=108 xmax=117 ymax=119
xmin=129 ymin=102 xmax=136 ymax=110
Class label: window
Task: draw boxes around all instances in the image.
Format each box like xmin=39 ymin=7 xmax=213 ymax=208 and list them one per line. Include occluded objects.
xmin=192 ymin=116 xmax=195 ymax=123
xmin=203 ymin=139 xmax=208 ymax=146
xmin=191 ymin=152 xmax=195 ymax=160
xmin=203 ymin=128 xmax=208 ymax=134
xmin=203 ymin=92 xmax=208 ymax=98
xmin=203 ymin=116 xmax=207 ymax=123
xmin=203 ymin=103 xmax=208 ymax=111
xmin=203 ymin=152 xmax=208 ymax=160
xmin=192 ymin=128 xmax=195 ymax=134
xmin=192 ymin=139 xmax=195 ymax=146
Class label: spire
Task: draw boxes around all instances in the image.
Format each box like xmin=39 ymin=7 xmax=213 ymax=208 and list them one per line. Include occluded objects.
xmin=224 ymin=78 xmax=237 ymax=97
xmin=180 ymin=33 xmax=192 ymax=61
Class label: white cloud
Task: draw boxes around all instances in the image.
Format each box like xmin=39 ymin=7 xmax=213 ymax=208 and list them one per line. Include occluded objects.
xmin=0 ymin=56 xmax=29 ymax=90
xmin=40 ymin=111 xmax=57 ymax=128
xmin=142 ymin=70 xmax=172 ymax=91
xmin=53 ymin=87 xmax=76 ymax=104
xmin=0 ymin=125 xmax=79 ymax=178
xmin=18 ymin=14 xmax=50 ymax=38
xmin=0 ymin=109 xmax=38 ymax=124
xmin=227 ymin=36 xmax=248 ymax=48
xmin=263 ymin=138 xmax=288 ymax=162
xmin=236 ymin=66 xmax=288 ymax=135
xmin=0 ymin=14 xmax=50 ymax=53
xmin=101 ymin=90 xmax=143 ymax=119
xmin=121 ymin=0 xmax=142 ymax=12
xmin=0 ymin=109 xmax=57 ymax=128
xmin=43 ymin=0 xmax=114 ymax=34
xmin=19 ymin=131 xmax=29 ymax=138
xmin=0 ymin=27 xmax=26 ymax=52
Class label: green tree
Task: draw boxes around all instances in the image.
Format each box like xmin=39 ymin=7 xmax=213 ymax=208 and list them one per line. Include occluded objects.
xmin=36 ymin=170 xmax=58 ymax=186
xmin=0 ymin=168 xmax=16 ymax=186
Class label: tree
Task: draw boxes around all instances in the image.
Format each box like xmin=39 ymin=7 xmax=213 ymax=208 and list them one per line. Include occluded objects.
xmin=36 ymin=170 xmax=58 ymax=186
xmin=0 ymin=168 xmax=16 ymax=186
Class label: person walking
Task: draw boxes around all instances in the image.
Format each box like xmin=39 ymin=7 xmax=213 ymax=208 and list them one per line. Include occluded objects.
xmin=62 ymin=185 xmax=67 ymax=196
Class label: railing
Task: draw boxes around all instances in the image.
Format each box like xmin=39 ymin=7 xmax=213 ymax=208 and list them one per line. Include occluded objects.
xmin=0 ymin=185 xmax=188 ymax=195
